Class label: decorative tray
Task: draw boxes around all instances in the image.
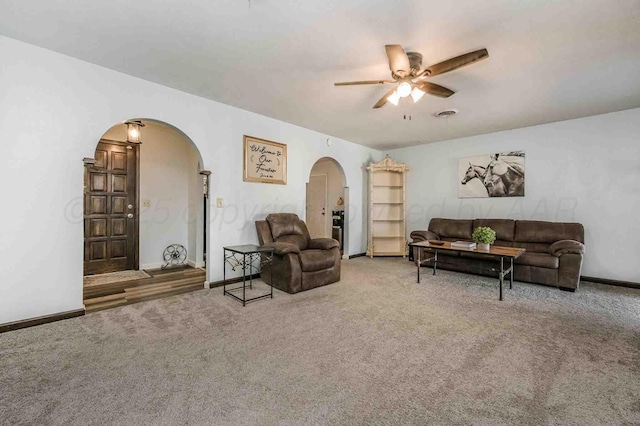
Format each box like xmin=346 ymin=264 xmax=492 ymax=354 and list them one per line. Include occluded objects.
xmin=428 ymin=240 xmax=445 ymax=246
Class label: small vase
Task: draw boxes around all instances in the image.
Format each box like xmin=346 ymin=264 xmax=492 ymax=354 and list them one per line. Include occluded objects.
xmin=478 ymin=243 xmax=490 ymax=251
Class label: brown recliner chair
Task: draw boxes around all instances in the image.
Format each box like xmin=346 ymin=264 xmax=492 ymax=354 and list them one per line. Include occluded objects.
xmin=255 ymin=213 xmax=341 ymax=294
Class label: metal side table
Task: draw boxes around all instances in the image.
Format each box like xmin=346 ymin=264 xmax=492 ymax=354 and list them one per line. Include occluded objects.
xmin=223 ymin=244 xmax=274 ymax=306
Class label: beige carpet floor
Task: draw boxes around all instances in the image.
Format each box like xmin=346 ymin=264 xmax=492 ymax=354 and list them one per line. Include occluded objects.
xmin=1 ymin=257 xmax=639 ymax=425
xmin=83 ymin=270 xmax=150 ymax=287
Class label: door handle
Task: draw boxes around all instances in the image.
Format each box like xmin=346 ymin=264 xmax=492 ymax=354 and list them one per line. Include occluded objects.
xmin=127 ymin=213 xmax=134 ymax=219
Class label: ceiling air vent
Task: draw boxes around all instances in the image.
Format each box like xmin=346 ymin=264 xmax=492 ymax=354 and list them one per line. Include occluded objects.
xmin=434 ymin=109 xmax=459 ymax=118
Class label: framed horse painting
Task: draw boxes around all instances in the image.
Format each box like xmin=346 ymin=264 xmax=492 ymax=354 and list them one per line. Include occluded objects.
xmin=458 ymin=151 xmax=525 ymax=198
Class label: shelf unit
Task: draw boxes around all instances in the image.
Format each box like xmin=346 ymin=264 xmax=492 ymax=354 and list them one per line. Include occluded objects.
xmin=366 ymin=155 xmax=409 ymax=257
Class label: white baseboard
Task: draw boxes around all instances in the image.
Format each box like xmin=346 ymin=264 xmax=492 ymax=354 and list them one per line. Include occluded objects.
xmin=140 ymin=262 xmax=164 ymax=270
xmin=187 ymin=259 xmax=205 ymax=268
xmin=141 ymin=261 xmax=204 ymax=270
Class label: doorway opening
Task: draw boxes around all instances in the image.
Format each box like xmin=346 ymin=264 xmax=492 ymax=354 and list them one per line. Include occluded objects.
xmin=82 ymin=119 xmax=208 ymax=312
xmin=306 ymin=158 xmax=348 ymax=256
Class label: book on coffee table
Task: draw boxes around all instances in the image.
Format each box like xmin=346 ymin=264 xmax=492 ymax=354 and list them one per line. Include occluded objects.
xmin=450 ymin=241 xmax=477 ymax=249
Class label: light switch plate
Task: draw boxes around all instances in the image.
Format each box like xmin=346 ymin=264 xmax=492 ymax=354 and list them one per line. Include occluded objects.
xmin=142 ymin=200 xmax=151 ymax=207
xmin=216 ymin=198 xmax=224 ymax=208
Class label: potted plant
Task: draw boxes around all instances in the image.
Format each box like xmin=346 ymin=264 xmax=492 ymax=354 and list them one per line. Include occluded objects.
xmin=472 ymin=226 xmax=496 ymax=251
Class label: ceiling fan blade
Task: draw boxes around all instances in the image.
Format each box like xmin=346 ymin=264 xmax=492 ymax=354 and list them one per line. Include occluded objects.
xmin=385 ymin=45 xmax=411 ymax=77
xmin=416 ymin=82 xmax=455 ymax=98
xmin=373 ymin=87 xmax=399 ymax=109
xmin=334 ymin=80 xmax=395 ymax=86
xmin=413 ymin=69 xmax=430 ymax=79
xmin=425 ymin=48 xmax=489 ymax=77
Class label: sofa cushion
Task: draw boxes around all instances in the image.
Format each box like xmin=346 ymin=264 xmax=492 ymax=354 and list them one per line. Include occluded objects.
xmin=429 ymin=218 xmax=473 ymax=240
xmin=265 ymin=241 xmax=300 ymax=255
xmin=514 ymin=265 xmax=558 ymax=287
xmin=410 ymin=230 xmax=439 ymax=242
xmin=277 ymin=234 xmax=310 ymax=251
xmin=515 ymin=221 xmax=584 ymax=244
xmin=515 ymin=252 xmax=559 ymax=269
xmin=473 ymin=219 xmax=515 ymax=241
xmin=550 ymin=240 xmax=585 ymax=256
xmin=255 ymin=220 xmax=274 ymax=245
xmin=299 ymin=250 xmax=335 ymax=272
xmin=439 ymin=237 xmax=463 ymax=244
xmin=513 ymin=242 xmax=551 ymax=254
xmin=266 ymin=213 xmax=310 ymax=250
xmin=308 ymin=238 xmax=340 ymax=250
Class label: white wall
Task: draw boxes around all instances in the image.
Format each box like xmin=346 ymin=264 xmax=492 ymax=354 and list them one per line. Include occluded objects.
xmin=0 ymin=35 xmax=380 ymax=324
xmin=309 ymin=158 xmax=345 ymax=238
xmin=187 ymin=148 xmax=205 ymax=269
xmin=388 ymin=108 xmax=640 ymax=283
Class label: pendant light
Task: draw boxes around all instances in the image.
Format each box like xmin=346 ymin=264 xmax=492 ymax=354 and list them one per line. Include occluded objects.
xmin=125 ymin=120 xmax=145 ymax=144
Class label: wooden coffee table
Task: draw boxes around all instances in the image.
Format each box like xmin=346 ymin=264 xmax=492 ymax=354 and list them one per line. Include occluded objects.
xmin=409 ymin=241 xmax=525 ymax=301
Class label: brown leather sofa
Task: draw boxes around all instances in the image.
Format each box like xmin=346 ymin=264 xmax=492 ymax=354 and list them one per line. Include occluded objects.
xmin=410 ymin=218 xmax=585 ymax=291
xmin=255 ymin=213 xmax=341 ymax=293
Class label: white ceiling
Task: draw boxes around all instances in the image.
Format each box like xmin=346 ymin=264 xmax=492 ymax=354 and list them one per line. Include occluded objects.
xmin=1 ymin=0 xmax=639 ymax=149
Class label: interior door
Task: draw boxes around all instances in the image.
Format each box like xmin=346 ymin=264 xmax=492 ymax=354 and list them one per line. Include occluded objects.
xmin=84 ymin=140 xmax=138 ymax=275
xmin=306 ymin=174 xmax=327 ymax=238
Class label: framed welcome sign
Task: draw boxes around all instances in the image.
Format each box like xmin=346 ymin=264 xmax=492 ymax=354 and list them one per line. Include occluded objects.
xmin=243 ymin=135 xmax=287 ymax=185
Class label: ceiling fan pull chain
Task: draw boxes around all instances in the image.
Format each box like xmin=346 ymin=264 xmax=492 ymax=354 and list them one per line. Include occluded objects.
xmin=402 ymin=100 xmax=411 ymax=121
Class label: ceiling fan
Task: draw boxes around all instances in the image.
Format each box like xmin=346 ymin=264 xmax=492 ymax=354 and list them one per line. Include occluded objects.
xmin=334 ymin=45 xmax=489 ymax=109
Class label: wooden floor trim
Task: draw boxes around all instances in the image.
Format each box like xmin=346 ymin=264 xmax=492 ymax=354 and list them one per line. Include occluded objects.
xmin=84 ymin=266 xmax=207 ymax=313
xmin=84 ymin=268 xmax=205 ymax=299
xmin=348 ymin=253 xmax=367 ymax=259
xmin=208 ymin=273 xmax=262 ymax=289
xmin=581 ymin=276 xmax=640 ymax=290
xmin=84 ymin=268 xmax=272 ymax=313
xmin=0 ymin=309 xmax=85 ymax=334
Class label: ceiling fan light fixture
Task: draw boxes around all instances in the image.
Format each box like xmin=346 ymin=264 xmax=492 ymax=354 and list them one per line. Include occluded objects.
xmin=410 ymin=87 xmax=425 ymax=103
xmin=334 ymin=45 xmax=488 ymax=109
xmin=397 ymin=82 xmax=412 ymax=98
xmin=387 ymin=90 xmax=401 ymax=106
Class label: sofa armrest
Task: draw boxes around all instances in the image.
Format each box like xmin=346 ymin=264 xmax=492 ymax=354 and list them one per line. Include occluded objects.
xmin=308 ymin=238 xmax=340 ymax=250
xmin=550 ymin=240 xmax=585 ymax=257
xmin=410 ymin=230 xmax=439 ymax=242
xmin=264 ymin=242 xmax=300 ymax=255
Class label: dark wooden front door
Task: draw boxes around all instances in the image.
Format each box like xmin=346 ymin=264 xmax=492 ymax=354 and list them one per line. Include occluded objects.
xmin=84 ymin=140 xmax=138 ymax=275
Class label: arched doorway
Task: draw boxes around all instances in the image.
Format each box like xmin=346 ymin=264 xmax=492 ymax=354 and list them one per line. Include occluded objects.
xmin=82 ymin=119 xmax=208 ymax=311
xmin=306 ymin=158 xmax=348 ymax=256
